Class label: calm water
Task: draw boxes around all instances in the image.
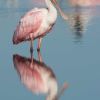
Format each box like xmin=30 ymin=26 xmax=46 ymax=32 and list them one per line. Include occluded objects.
xmin=0 ymin=0 xmax=100 ymax=100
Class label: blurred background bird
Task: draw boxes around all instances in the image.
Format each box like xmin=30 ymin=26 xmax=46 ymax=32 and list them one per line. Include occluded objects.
xmin=54 ymin=0 xmax=98 ymax=41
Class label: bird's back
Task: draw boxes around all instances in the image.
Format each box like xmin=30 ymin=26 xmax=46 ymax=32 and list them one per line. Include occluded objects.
xmin=13 ymin=8 xmax=47 ymax=44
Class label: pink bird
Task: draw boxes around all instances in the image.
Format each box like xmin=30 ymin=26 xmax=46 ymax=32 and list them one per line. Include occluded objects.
xmin=13 ymin=0 xmax=64 ymax=52
xmin=13 ymin=52 xmax=68 ymax=100
xmin=70 ymin=0 xmax=100 ymax=6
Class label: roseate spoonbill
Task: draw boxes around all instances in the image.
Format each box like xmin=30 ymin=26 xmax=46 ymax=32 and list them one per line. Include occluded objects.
xmin=13 ymin=52 xmax=68 ymax=100
xmin=70 ymin=0 xmax=100 ymax=7
xmin=12 ymin=0 xmax=65 ymax=52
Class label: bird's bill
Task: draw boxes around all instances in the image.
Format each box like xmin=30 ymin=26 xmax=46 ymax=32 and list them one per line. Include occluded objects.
xmin=51 ymin=0 xmax=68 ymax=20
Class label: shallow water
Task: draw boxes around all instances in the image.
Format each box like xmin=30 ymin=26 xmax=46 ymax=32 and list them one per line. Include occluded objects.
xmin=0 ymin=0 xmax=100 ymax=100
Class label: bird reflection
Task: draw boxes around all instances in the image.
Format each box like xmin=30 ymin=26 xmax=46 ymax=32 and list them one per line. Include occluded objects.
xmin=70 ymin=9 xmax=84 ymax=40
xmin=13 ymin=52 xmax=67 ymax=100
xmin=68 ymin=5 xmax=93 ymax=41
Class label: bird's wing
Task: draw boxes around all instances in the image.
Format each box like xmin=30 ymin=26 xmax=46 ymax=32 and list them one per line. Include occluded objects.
xmin=13 ymin=9 xmax=46 ymax=44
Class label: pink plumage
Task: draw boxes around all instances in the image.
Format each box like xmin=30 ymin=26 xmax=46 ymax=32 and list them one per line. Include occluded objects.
xmin=13 ymin=54 xmax=46 ymax=93
xmin=13 ymin=0 xmax=58 ymax=51
xmin=70 ymin=0 xmax=100 ymax=6
xmin=13 ymin=54 xmax=57 ymax=95
xmin=13 ymin=52 xmax=68 ymax=99
xmin=13 ymin=10 xmax=43 ymax=44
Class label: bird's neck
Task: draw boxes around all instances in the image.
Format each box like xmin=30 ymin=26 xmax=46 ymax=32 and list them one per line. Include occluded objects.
xmin=45 ymin=0 xmax=57 ymax=16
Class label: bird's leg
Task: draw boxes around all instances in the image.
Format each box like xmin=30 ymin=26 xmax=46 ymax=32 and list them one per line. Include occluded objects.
xmin=30 ymin=38 xmax=34 ymax=69
xmin=37 ymin=37 xmax=42 ymax=51
xmin=30 ymin=49 xmax=33 ymax=62
xmin=37 ymin=50 xmax=43 ymax=62
xmin=30 ymin=50 xmax=34 ymax=69
xmin=30 ymin=34 xmax=33 ymax=54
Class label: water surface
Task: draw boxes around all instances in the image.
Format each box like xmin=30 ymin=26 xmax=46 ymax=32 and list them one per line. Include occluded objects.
xmin=0 ymin=0 xmax=100 ymax=100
